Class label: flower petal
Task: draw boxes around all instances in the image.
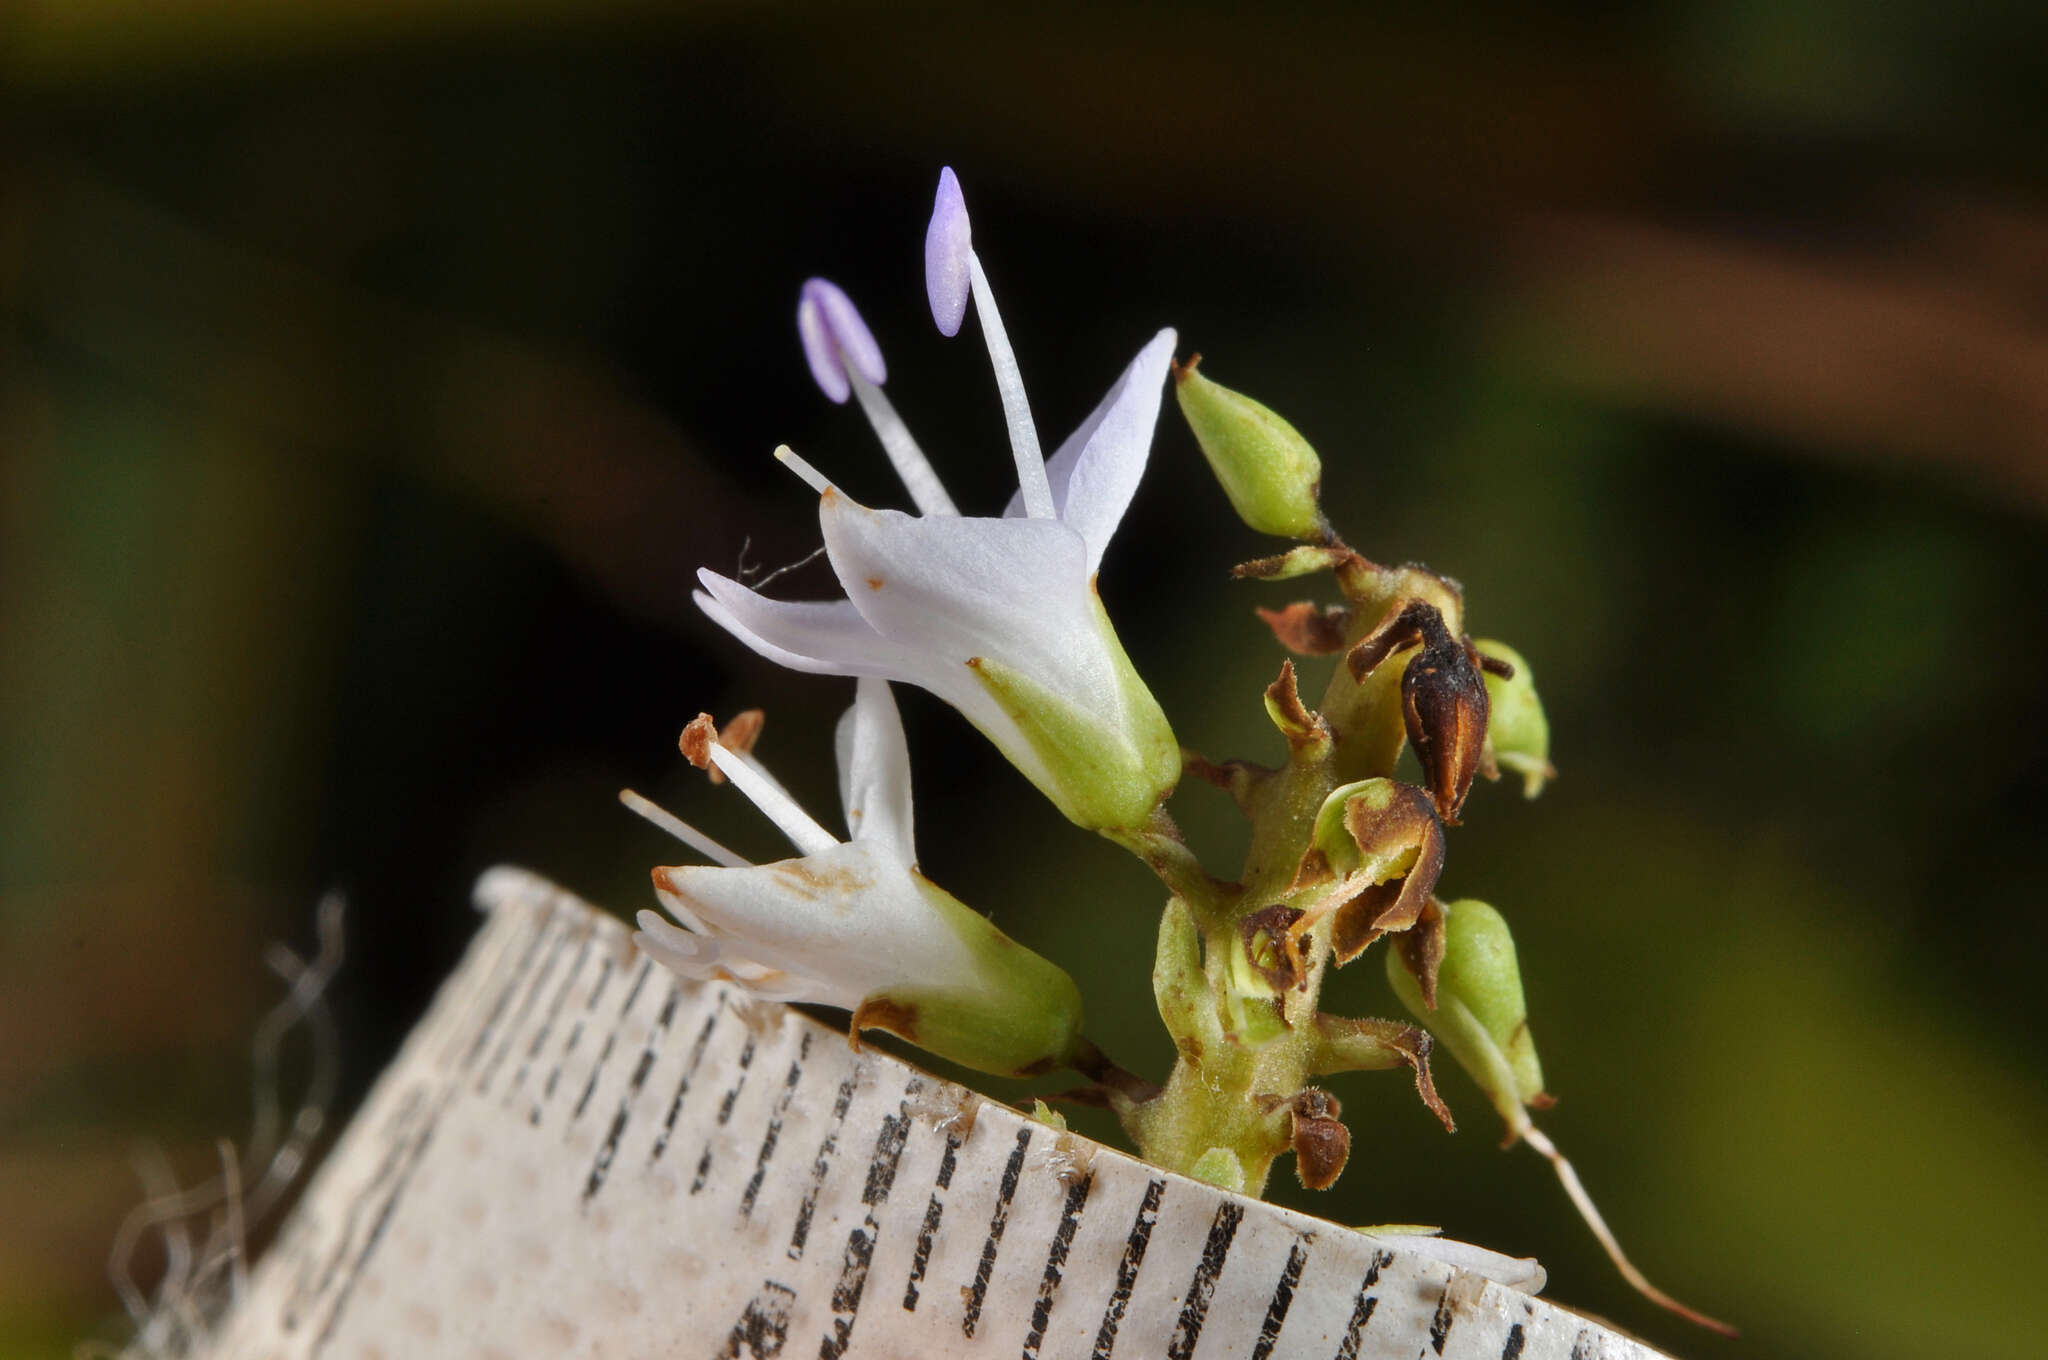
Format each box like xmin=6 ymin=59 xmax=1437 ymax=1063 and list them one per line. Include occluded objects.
xmin=1005 ymin=328 xmax=1177 ymax=571
xmin=634 ymin=909 xmax=718 ymax=968
xmin=695 ymin=573 xmax=908 ymax=680
xmin=835 ymin=678 xmax=916 ymax=863
xmin=698 ymin=572 xmax=1044 ymax=793
xmin=655 ymin=843 xmax=981 ymax=1010
xmin=635 ymin=911 xmax=826 ymax=1003
xmin=815 ymin=500 xmax=1112 ymax=707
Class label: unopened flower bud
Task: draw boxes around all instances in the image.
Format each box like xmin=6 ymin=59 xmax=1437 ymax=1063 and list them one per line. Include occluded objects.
xmin=1473 ymin=639 xmax=1553 ymax=798
xmin=1386 ymin=898 xmax=1547 ymax=1132
xmin=1172 ymin=357 xmax=1327 ymax=541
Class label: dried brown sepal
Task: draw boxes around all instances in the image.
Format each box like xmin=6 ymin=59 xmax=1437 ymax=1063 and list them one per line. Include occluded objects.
xmin=1287 ymin=846 xmax=1335 ymax=893
xmin=1309 ymin=1016 xmax=1457 ymax=1133
xmin=1182 ymin=751 xmax=1238 ymax=791
xmin=1263 ymin=660 xmax=1330 ymax=758
xmin=1396 ymin=897 xmax=1450 ymax=1010
xmin=1232 ymin=543 xmax=1365 ymax=581
xmin=1183 ymin=751 xmax=1267 ymax=813
xmin=1322 ymin=785 xmax=1446 ymax=962
xmin=1256 ymin=601 xmax=1351 ymax=655
xmin=1240 ymin=904 xmax=1309 ymax=992
xmin=1288 ymin=1089 xmax=1351 ymax=1190
xmin=1343 ymin=599 xmax=1424 ymax=681
xmin=1405 ymin=1032 xmax=1455 ymax=1132
xmin=849 ymin=996 xmax=919 ymax=1051
xmin=678 ymin=712 xmax=719 ymax=770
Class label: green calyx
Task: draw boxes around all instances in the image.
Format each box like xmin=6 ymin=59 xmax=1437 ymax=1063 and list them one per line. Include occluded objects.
xmin=1386 ymin=898 xmax=1546 ymax=1128
xmin=1473 ymin=638 xmax=1553 ymax=798
xmin=965 ymin=598 xmax=1180 ymax=832
xmin=856 ymin=875 xmax=1086 ymax=1078
xmin=1173 ymin=357 xmax=1327 ymax=541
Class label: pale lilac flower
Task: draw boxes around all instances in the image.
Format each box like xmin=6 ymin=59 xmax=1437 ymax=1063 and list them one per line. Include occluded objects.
xmin=698 ymin=169 xmax=1181 ymax=830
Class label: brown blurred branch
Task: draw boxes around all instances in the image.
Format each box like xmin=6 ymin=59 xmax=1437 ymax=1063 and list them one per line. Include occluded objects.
xmin=1498 ymin=202 xmax=2048 ymax=513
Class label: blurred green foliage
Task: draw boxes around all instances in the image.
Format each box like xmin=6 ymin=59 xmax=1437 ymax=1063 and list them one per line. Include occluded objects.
xmin=3 ymin=3 xmax=2043 ymax=1358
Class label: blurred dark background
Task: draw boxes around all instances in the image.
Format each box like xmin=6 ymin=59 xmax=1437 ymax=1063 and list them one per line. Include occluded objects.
xmin=3 ymin=2 xmax=2044 ymax=1356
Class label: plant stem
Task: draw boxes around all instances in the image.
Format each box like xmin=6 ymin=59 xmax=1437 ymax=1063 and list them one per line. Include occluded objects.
xmin=1121 ymin=587 xmax=1427 ymax=1194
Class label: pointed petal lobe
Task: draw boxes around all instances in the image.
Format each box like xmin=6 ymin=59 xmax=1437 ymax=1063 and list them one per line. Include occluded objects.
xmin=1006 ymin=329 xmax=1177 ymax=570
xmin=835 ymin=677 xmax=917 ymax=862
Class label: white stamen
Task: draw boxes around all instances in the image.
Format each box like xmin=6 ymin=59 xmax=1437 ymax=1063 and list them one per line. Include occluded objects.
xmin=619 ymin=789 xmax=751 ymax=867
xmin=718 ymin=745 xmax=800 ymax=808
xmin=1522 ymin=1125 xmax=1736 ymax=1335
xmin=774 ymin=444 xmax=835 ymax=497
xmin=849 ymin=373 xmax=959 ymax=516
xmin=706 ymin=745 xmax=840 ymax=856
xmin=967 ymin=252 xmax=1054 ymax=519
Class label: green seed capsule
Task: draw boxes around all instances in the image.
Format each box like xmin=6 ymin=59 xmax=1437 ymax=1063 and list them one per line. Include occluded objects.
xmin=1472 ymin=639 xmax=1553 ymax=799
xmin=1387 ymin=898 xmax=1547 ymax=1127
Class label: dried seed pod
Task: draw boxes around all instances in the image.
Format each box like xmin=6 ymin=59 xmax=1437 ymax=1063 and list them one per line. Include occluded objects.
xmin=1345 ymin=600 xmax=1491 ymax=823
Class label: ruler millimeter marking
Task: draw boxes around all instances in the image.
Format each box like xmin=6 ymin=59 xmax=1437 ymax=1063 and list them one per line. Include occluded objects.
xmin=208 ymin=868 xmax=1665 ymax=1360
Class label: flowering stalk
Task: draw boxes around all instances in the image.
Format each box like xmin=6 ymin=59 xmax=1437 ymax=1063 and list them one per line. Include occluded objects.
xmin=640 ymin=170 xmax=1729 ymax=1336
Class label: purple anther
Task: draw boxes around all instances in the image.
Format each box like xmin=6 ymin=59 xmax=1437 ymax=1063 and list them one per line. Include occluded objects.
xmin=796 ymin=278 xmax=886 ymax=404
xmin=924 ymin=167 xmax=973 ymax=338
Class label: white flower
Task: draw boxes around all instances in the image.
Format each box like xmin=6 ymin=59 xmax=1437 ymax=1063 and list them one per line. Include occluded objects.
xmin=697 ymin=169 xmax=1181 ymax=831
xmin=626 ymin=677 xmax=1084 ymax=1076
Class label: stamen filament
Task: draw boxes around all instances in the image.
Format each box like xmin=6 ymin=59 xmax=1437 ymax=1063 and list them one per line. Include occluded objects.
xmin=705 ymin=745 xmax=841 ymax=856
xmin=774 ymin=444 xmax=835 ymax=497
xmin=967 ymin=252 xmax=1055 ymax=519
xmin=848 ymin=373 xmax=959 ymax=516
xmin=619 ymin=789 xmax=751 ymax=867
xmin=1522 ymin=1126 xmax=1739 ymax=1336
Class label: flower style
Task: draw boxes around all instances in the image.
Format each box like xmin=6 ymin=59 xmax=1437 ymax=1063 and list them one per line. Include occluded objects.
xmin=626 ymin=677 xmax=1084 ymax=1077
xmin=696 ymin=168 xmax=1181 ymax=832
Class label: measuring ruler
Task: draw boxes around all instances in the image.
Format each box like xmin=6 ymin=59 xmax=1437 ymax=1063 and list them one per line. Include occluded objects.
xmin=206 ymin=868 xmax=1665 ymax=1360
